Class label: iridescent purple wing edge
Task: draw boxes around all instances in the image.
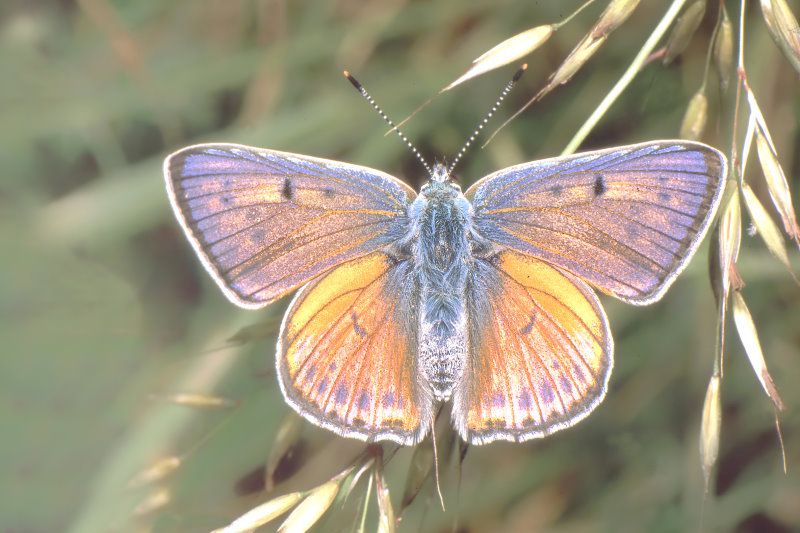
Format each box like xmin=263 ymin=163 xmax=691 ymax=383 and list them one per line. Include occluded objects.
xmin=164 ymin=143 xmax=415 ymax=308
xmin=465 ymin=141 xmax=727 ymax=305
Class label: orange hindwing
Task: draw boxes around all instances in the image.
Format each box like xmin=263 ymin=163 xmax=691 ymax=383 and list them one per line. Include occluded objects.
xmin=278 ymin=252 xmax=432 ymax=445
xmin=454 ymin=250 xmax=612 ymax=444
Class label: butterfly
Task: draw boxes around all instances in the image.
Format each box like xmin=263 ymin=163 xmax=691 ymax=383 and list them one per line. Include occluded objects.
xmin=164 ymin=139 xmax=726 ymax=445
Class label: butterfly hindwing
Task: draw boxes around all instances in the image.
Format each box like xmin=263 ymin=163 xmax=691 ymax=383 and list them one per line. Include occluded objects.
xmin=278 ymin=251 xmax=432 ymax=445
xmin=453 ymin=250 xmax=612 ymax=444
xmin=165 ymin=143 xmax=415 ymax=308
xmin=466 ymin=141 xmax=726 ymax=305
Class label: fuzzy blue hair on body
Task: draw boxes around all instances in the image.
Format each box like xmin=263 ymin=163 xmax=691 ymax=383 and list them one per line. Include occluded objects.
xmin=404 ymin=163 xmax=476 ymax=400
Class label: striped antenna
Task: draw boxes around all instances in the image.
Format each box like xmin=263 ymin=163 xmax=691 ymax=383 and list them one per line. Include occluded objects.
xmin=447 ymin=64 xmax=527 ymax=175
xmin=344 ymin=71 xmax=433 ymax=178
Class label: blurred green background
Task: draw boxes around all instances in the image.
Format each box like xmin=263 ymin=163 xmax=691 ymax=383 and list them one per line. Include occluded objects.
xmin=2 ymin=1 xmax=798 ymax=531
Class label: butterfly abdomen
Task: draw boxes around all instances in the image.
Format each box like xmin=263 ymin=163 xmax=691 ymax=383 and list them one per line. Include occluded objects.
xmin=411 ymin=183 xmax=473 ymax=401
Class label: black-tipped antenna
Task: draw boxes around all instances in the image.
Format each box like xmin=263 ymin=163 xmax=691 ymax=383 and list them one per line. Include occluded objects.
xmin=447 ymin=64 xmax=527 ymax=175
xmin=344 ymin=71 xmax=433 ymax=178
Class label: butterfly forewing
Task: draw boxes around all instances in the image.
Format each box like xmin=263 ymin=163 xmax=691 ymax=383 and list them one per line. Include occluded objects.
xmin=454 ymin=250 xmax=612 ymax=444
xmin=278 ymin=252 xmax=432 ymax=445
xmin=165 ymin=144 xmax=415 ymax=308
xmin=466 ymin=141 xmax=726 ymax=305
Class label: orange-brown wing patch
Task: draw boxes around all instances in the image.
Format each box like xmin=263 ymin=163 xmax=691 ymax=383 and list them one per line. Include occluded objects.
xmin=453 ymin=250 xmax=612 ymax=444
xmin=278 ymin=252 xmax=431 ymax=445
xmin=165 ymin=144 xmax=414 ymax=308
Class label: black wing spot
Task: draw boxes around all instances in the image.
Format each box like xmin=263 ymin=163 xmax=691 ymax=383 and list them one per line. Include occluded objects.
xmin=251 ymin=229 xmax=266 ymax=242
xmin=220 ymin=195 xmax=232 ymax=205
xmin=323 ymin=187 xmax=335 ymax=198
xmin=657 ymin=191 xmax=671 ymax=202
xmin=593 ymin=174 xmax=607 ymax=197
xmin=625 ymin=223 xmax=641 ymax=237
xmin=281 ymin=178 xmax=295 ymax=200
xmin=550 ymin=184 xmax=564 ymax=196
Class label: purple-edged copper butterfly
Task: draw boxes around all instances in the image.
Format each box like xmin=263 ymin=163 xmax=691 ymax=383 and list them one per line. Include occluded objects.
xmin=164 ymin=74 xmax=726 ymax=445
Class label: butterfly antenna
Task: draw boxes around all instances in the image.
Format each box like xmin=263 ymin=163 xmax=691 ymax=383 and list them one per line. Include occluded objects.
xmin=344 ymin=70 xmax=434 ymax=178
xmin=447 ymin=64 xmax=527 ymax=175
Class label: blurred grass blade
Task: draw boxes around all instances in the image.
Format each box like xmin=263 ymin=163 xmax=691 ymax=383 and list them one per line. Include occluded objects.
xmin=488 ymin=37 xmax=604 ymax=142
xmin=744 ymin=81 xmax=800 ymax=246
xmin=128 ymin=456 xmax=181 ymax=488
xmin=709 ymin=179 xmax=743 ymax=306
xmin=398 ymin=0 xmax=598 ymax=131
xmin=754 ymin=130 xmax=800 ymax=246
xmin=155 ymin=392 xmax=236 ymax=409
xmin=546 ymin=0 xmax=644 ymax=90
xmin=663 ymin=0 xmax=707 ymax=64
xmin=442 ymin=0 xmax=599 ymax=92
xmin=221 ymin=491 xmax=305 ymax=533
xmin=714 ymin=4 xmax=734 ymax=91
xmin=400 ymin=436 xmax=434 ymax=512
xmin=227 ymin=317 xmax=281 ymax=345
xmin=718 ymin=181 xmax=743 ymax=300
xmin=471 ymin=25 xmax=554 ymax=65
xmin=731 ymin=292 xmax=785 ymax=410
xmin=700 ymin=374 xmax=721 ymax=494
xmin=774 ymin=412 xmax=787 ymax=474
xmin=76 ymin=0 xmax=145 ymax=78
xmin=442 ymin=25 xmax=554 ymax=91
xmin=375 ymin=460 xmax=396 ymax=533
xmin=708 ymin=222 xmax=723 ymax=306
xmin=342 ymin=457 xmax=375 ymax=501
xmin=760 ymin=0 xmax=800 ymax=75
xmin=278 ymin=479 xmax=341 ymax=533
xmin=488 ymin=0 xmax=642 ymax=142
xmin=354 ymin=472 xmax=373 ymax=533
xmin=561 ymin=0 xmax=691 ymax=155
xmin=548 ymin=35 xmax=607 ymax=89
xmin=741 ymin=183 xmax=797 ymax=281
xmin=592 ymin=0 xmax=642 ymax=37
xmin=741 ymin=112 xmax=757 ymax=178
xmin=266 ymin=413 xmax=304 ymax=492
xmin=132 ymin=487 xmax=171 ymax=516
xmin=744 ymin=84 xmax=776 ymax=146
xmin=679 ymin=88 xmax=708 ymax=140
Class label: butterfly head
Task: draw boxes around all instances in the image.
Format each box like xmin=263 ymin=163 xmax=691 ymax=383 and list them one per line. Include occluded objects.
xmin=431 ymin=162 xmax=450 ymax=183
xmin=421 ymin=162 xmax=462 ymax=199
